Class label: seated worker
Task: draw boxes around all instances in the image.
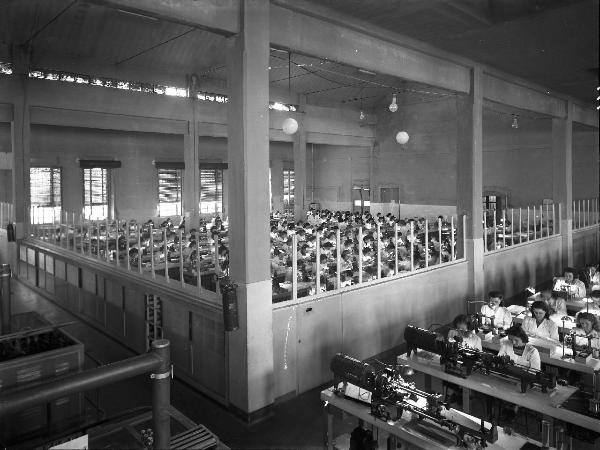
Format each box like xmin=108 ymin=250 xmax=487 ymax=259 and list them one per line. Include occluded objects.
xmin=581 ymin=263 xmax=600 ymax=290
xmin=539 ymin=288 xmax=567 ymax=316
xmin=521 ymin=300 xmax=559 ymax=341
xmin=498 ymin=325 xmax=541 ymax=370
xmin=553 ymin=267 xmax=586 ymax=298
xmin=580 ymin=290 xmax=600 ymax=317
xmin=447 ymin=314 xmax=482 ymax=351
xmin=573 ymin=312 xmax=600 ymax=349
xmin=480 ymin=291 xmax=513 ymax=330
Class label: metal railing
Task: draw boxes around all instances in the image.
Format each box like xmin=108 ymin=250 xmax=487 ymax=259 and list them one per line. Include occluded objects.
xmin=572 ymin=198 xmax=599 ymax=230
xmin=0 ymin=201 xmax=13 ymax=227
xmin=28 ymin=211 xmax=223 ymax=297
xmin=272 ymin=215 xmax=466 ymax=304
xmin=483 ymin=203 xmax=560 ymax=253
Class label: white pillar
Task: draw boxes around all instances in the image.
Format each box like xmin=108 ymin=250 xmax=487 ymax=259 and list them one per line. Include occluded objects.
xmin=226 ymin=0 xmax=274 ymax=420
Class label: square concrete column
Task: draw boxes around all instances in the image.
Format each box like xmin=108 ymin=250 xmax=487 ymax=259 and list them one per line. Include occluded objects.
xmin=183 ymin=101 xmax=200 ymax=228
xmin=11 ymin=50 xmax=30 ymax=241
xmin=552 ymin=101 xmax=573 ymax=268
xmin=293 ymin=97 xmax=307 ymax=221
xmin=456 ymin=66 xmax=484 ymax=304
xmin=226 ymin=0 xmax=274 ymax=420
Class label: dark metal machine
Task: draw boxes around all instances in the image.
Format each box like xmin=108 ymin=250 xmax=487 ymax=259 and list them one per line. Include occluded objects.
xmin=404 ymin=325 xmax=557 ymax=393
xmin=330 ymin=353 xmax=498 ymax=448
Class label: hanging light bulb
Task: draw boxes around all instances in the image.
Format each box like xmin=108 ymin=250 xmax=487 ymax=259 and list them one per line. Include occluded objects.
xmin=359 ymin=110 xmax=365 ymax=121
xmin=511 ymin=114 xmax=519 ymax=129
xmin=389 ymin=93 xmax=398 ymax=112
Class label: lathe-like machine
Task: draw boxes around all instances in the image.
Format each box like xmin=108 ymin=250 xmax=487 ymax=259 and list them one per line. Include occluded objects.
xmin=330 ymin=353 xmax=498 ymax=448
xmin=403 ymin=325 xmax=557 ymax=393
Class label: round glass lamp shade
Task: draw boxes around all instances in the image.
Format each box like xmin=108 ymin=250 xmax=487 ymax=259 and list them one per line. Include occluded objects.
xmin=282 ymin=117 xmax=299 ymax=135
xmin=395 ymin=131 xmax=409 ymax=145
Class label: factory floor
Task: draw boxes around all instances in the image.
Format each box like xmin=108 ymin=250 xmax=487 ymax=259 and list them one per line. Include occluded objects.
xmin=7 ymin=280 xmax=599 ymax=449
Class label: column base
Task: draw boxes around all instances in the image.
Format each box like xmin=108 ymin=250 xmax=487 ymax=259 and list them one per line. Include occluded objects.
xmin=229 ymin=401 xmax=274 ymax=426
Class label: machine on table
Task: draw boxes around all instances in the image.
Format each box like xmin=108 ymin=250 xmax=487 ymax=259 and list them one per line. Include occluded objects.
xmin=330 ymin=353 xmax=498 ymax=448
xmin=404 ymin=325 xmax=557 ymax=394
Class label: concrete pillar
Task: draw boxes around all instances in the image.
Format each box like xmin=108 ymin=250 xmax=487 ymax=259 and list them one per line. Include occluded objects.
xmin=270 ymin=158 xmax=284 ymax=215
xmin=456 ymin=66 xmax=484 ymax=303
xmin=293 ymin=95 xmax=307 ymax=220
xmin=226 ymin=0 xmax=274 ymax=420
xmin=552 ymin=101 xmax=573 ymax=268
xmin=183 ymin=101 xmax=200 ymax=228
xmin=10 ymin=47 xmax=30 ymax=240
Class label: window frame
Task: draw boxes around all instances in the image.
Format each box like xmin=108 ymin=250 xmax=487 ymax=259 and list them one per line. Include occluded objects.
xmin=199 ymin=167 xmax=224 ymax=215
xmin=30 ymin=166 xmax=62 ymax=224
xmin=157 ymin=167 xmax=183 ymax=217
xmin=82 ymin=167 xmax=111 ymax=220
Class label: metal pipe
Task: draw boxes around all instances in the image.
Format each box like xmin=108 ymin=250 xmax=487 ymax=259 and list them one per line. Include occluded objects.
xmin=0 ymin=264 xmax=11 ymax=335
xmin=150 ymin=224 xmax=155 ymax=279
xmin=151 ymin=340 xmax=171 ymax=450
xmin=179 ymin=230 xmax=184 ymax=288
xmin=196 ymin=231 xmax=202 ymax=295
xmin=0 ymin=343 xmax=162 ymax=418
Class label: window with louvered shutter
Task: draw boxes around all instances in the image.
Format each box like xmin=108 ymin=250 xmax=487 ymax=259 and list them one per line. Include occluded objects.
xmin=200 ymin=169 xmax=223 ymax=214
xmin=283 ymin=169 xmax=295 ymax=214
xmin=158 ymin=168 xmax=183 ymax=216
xmin=30 ymin=167 xmax=61 ymax=224
xmin=83 ymin=167 xmax=109 ymax=219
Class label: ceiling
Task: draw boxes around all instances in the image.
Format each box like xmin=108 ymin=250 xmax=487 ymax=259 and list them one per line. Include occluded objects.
xmin=0 ymin=0 xmax=597 ymax=110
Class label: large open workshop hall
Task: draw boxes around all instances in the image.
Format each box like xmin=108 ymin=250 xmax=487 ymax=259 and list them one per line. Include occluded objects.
xmin=0 ymin=0 xmax=599 ymax=449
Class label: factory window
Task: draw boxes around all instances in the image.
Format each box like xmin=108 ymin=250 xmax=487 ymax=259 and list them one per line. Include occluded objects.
xmin=83 ymin=168 xmax=110 ymax=219
xmin=483 ymin=195 xmax=497 ymax=213
xmin=200 ymin=168 xmax=223 ymax=214
xmin=158 ymin=168 xmax=183 ymax=217
xmin=30 ymin=167 xmax=61 ymax=224
xmin=283 ymin=169 xmax=295 ymax=215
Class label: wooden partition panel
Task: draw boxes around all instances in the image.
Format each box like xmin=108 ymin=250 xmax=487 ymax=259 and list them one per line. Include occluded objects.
xmin=16 ymin=241 xmax=227 ymax=403
xmin=273 ymin=261 xmax=469 ymax=397
xmin=573 ymin=227 xmax=599 ymax=268
xmin=483 ymin=235 xmax=562 ymax=302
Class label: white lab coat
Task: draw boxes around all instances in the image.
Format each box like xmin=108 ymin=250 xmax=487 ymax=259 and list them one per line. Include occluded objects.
xmin=521 ymin=316 xmax=559 ymax=341
xmin=448 ymin=330 xmax=482 ymax=351
xmin=498 ymin=340 xmax=541 ymax=370
xmin=480 ymin=304 xmax=513 ymax=329
xmin=553 ymin=278 xmax=586 ymax=298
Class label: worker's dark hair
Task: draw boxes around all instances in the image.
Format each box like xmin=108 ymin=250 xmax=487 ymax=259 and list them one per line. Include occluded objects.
xmin=530 ymin=300 xmax=550 ymax=320
xmin=488 ymin=290 xmax=504 ymax=305
xmin=452 ymin=314 xmax=474 ymax=331
xmin=505 ymin=324 xmax=528 ymax=343
xmin=576 ymin=312 xmax=598 ymax=329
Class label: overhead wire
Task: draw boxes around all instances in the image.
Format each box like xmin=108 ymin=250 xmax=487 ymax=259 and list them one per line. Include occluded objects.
xmin=22 ymin=0 xmax=78 ymax=46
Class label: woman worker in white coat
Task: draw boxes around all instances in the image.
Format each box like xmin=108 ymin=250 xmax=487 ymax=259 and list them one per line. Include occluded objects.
xmin=521 ymin=300 xmax=559 ymax=341
xmin=480 ymin=290 xmax=513 ymax=330
xmin=498 ymin=324 xmax=541 ymax=370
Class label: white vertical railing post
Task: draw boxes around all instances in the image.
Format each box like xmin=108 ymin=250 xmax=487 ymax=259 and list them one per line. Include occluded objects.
xmin=125 ymin=221 xmax=131 ymax=271
xmin=493 ymin=210 xmax=497 ymax=250
xmin=510 ymin=208 xmax=514 ymax=245
xmin=558 ymin=203 xmax=562 ymax=234
xmin=115 ymin=219 xmax=120 ymax=267
xmin=587 ymin=199 xmax=590 ymax=227
xmin=409 ymin=222 xmax=414 ymax=271
xmin=533 ymin=205 xmax=537 ymax=240
xmin=526 ymin=206 xmax=530 ymax=242
xmin=578 ymin=200 xmax=581 ymax=229
xmin=483 ymin=211 xmax=488 ymax=252
xmin=394 ymin=224 xmax=399 ymax=274
xmin=292 ymin=234 xmax=298 ymax=301
xmin=179 ymin=230 xmax=184 ymax=288
xmin=150 ymin=224 xmax=155 ymax=278
xmin=376 ymin=223 xmax=382 ymax=278
xmin=424 ymin=220 xmax=429 ymax=268
xmin=518 ymin=208 xmax=522 ymax=244
xmin=196 ymin=231 xmax=202 ymax=295
xmin=315 ymin=231 xmax=321 ymax=293
xmin=358 ymin=227 xmax=363 ymax=284
xmin=462 ymin=215 xmax=466 ymax=259
xmin=336 ymin=229 xmax=341 ymax=290
xmin=545 ymin=204 xmax=549 ymax=236
xmin=502 ymin=210 xmax=506 ymax=248
xmin=438 ymin=218 xmax=442 ymax=266
xmin=105 ymin=218 xmax=110 ymax=262
xmin=450 ymin=216 xmax=455 ymax=260
xmin=163 ymin=228 xmax=169 ymax=283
